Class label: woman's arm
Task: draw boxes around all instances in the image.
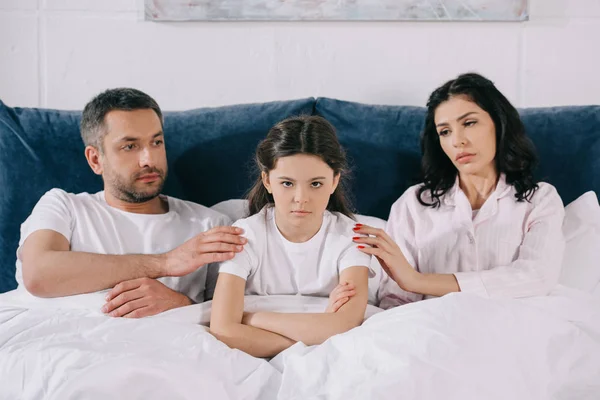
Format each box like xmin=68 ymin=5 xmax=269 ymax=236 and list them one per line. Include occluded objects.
xmin=209 ymin=273 xmax=296 ymax=358
xmin=358 ymin=193 xmax=426 ymax=308
xmin=354 ymin=225 xmax=459 ymax=297
xmin=243 ymin=266 xmax=369 ymax=346
xmin=357 ymin=185 xmax=565 ymax=299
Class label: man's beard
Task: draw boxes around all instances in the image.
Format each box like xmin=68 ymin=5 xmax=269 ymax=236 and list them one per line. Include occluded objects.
xmin=105 ymin=167 xmax=167 ymax=204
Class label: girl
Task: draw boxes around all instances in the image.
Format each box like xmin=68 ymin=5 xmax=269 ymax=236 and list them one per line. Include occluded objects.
xmin=354 ymin=73 xmax=565 ymax=308
xmin=210 ymin=116 xmax=374 ymax=358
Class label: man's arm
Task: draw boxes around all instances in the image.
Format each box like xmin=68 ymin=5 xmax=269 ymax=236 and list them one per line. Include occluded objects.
xmin=210 ymin=273 xmax=296 ymax=358
xmin=101 ymin=277 xmax=193 ymax=318
xmin=20 ymin=226 xmax=245 ymax=298
xmin=243 ymin=266 xmax=369 ymax=346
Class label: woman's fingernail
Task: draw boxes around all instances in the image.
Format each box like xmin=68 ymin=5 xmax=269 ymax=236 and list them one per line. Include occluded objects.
xmin=101 ymin=306 xmax=107 ymax=313
xmin=352 ymin=236 xmax=360 ymax=240
xmin=357 ymin=245 xmax=365 ymax=249
xmin=355 ymin=224 xmax=363 ymax=227
xmin=353 ymin=227 xmax=360 ymax=231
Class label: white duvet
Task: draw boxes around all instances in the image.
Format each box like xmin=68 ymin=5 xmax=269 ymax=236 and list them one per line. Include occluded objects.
xmin=1 ymin=286 xmax=599 ymax=400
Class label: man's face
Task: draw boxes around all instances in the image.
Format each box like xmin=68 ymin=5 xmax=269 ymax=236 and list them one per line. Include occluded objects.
xmin=98 ymin=109 xmax=168 ymax=203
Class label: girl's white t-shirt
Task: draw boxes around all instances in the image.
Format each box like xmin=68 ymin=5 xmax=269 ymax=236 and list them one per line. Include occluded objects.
xmin=219 ymin=207 xmax=375 ymax=300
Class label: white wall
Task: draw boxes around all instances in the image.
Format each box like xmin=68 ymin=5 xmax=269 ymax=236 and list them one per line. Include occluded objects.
xmin=1 ymin=0 xmax=599 ymax=110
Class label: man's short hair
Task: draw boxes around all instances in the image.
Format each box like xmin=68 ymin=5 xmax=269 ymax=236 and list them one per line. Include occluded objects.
xmin=80 ymin=88 xmax=163 ymax=150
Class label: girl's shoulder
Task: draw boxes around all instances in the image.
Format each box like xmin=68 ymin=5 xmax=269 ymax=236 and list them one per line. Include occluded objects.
xmin=325 ymin=210 xmax=357 ymax=233
xmin=232 ymin=206 xmax=272 ymax=239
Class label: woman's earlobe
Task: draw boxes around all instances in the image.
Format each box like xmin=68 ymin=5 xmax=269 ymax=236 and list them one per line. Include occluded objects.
xmin=332 ymin=173 xmax=341 ymax=193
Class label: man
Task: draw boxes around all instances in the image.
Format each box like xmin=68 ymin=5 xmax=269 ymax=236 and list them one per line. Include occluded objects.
xmin=17 ymin=88 xmax=245 ymax=318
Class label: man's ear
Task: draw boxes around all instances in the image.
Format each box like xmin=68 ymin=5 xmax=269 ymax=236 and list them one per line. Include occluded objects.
xmin=261 ymin=171 xmax=272 ymax=194
xmin=85 ymin=145 xmax=103 ymax=176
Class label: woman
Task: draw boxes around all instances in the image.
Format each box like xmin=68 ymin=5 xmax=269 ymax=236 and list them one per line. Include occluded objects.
xmin=354 ymin=72 xmax=565 ymax=308
xmin=210 ymin=116 xmax=374 ymax=357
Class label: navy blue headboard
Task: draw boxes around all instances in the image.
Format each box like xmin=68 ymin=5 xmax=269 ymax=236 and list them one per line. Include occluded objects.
xmin=1 ymin=97 xmax=598 ymax=293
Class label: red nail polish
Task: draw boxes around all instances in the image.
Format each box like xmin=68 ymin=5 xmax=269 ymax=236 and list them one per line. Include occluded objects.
xmin=352 ymin=236 xmax=360 ymax=240
xmin=355 ymin=223 xmax=363 ymax=227
xmin=353 ymin=227 xmax=360 ymax=231
xmin=357 ymin=245 xmax=365 ymax=249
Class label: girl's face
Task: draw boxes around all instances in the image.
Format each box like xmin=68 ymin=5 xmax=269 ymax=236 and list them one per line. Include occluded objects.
xmin=262 ymin=153 xmax=340 ymax=229
xmin=434 ymin=96 xmax=497 ymax=178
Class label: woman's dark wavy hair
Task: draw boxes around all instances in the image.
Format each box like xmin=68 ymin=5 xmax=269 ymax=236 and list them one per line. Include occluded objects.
xmin=247 ymin=115 xmax=354 ymax=218
xmin=418 ymin=72 xmax=539 ymax=207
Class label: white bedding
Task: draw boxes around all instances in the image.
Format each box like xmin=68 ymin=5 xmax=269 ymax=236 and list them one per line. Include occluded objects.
xmin=0 ymin=289 xmax=281 ymax=400
xmin=275 ymin=287 xmax=600 ymax=400
xmin=1 ymin=286 xmax=599 ymax=399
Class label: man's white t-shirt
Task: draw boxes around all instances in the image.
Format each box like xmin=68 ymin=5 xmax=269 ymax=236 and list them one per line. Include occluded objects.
xmin=219 ymin=207 xmax=375 ymax=301
xmin=16 ymin=189 xmax=232 ymax=302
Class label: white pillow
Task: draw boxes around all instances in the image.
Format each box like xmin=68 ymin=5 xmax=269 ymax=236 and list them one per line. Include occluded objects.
xmin=559 ymin=191 xmax=600 ymax=293
xmin=592 ymin=282 xmax=600 ymax=302
xmin=210 ymin=199 xmax=248 ymax=222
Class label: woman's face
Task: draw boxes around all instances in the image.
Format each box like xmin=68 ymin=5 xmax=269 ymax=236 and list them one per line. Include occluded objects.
xmin=434 ymin=95 xmax=497 ymax=177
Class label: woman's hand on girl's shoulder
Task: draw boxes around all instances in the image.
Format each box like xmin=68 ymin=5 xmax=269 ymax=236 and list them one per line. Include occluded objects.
xmin=352 ymin=224 xmax=419 ymax=292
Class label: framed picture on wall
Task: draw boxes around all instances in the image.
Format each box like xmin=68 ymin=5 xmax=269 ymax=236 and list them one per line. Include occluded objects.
xmin=145 ymin=0 xmax=529 ymax=22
